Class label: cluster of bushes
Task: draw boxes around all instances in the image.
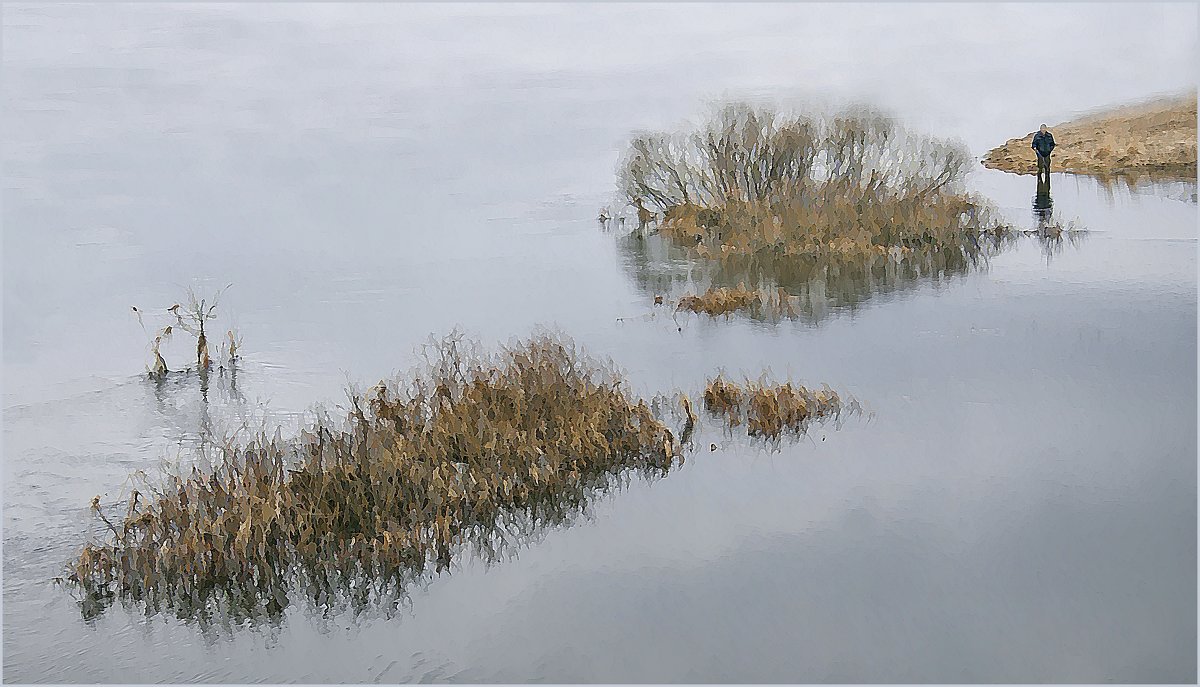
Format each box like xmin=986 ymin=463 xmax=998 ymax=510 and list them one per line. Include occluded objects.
xmin=618 ymin=103 xmax=1016 ymax=319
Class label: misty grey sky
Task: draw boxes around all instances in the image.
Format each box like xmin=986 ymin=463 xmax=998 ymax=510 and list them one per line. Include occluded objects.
xmin=275 ymin=2 xmax=1199 ymax=151
xmin=5 ymin=3 xmax=1196 ymax=157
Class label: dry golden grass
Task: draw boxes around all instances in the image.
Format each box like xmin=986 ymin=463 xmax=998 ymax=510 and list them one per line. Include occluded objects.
xmin=982 ymin=93 xmax=1197 ymax=176
xmin=703 ymin=377 xmax=745 ymax=419
xmin=703 ymin=375 xmax=844 ymax=439
xmin=655 ymin=190 xmax=1009 ymax=267
xmin=677 ymin=285 xmax=759 ymax=316
xmin=66 ymin=332 xmax=681 ymax=621
xmin=676 ymin=284 xmax=799 ymax=319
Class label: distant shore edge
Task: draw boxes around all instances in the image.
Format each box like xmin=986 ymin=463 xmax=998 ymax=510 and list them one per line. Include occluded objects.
xmin=981 ymin=92 xmax=1197 ymax=177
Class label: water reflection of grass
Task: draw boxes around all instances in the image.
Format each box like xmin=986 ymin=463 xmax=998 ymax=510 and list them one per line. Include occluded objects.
xmin=1092 ymin=171 xmax=1199 ymax=204
xmin=620 ymin=229 xmax=1028 ymax=324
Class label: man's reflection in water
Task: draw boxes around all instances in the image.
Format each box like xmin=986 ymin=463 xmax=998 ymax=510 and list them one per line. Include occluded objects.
xmin=1030 ymin=174 xmax=1076 ymax=261
xmin=1033 ymin=174 xmax=1053 ymax=230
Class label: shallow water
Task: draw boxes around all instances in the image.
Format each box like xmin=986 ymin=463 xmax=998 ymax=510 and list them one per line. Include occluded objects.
xmin=3 ymin=3 xmax=1197 ymax=683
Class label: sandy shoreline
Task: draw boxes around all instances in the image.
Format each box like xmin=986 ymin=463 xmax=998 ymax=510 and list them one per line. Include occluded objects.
xmin=981 ymin=93 xmax=1197 ymax=177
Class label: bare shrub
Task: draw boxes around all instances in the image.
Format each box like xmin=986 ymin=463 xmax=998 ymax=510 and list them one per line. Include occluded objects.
xmin=619 ymin=102 xmax=1006 ymax=267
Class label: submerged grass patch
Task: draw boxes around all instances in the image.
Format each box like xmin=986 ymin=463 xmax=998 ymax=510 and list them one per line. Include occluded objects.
xmin=675 ymin=284 xmax=797 ymax=319
xmin=66 ymin=332 xmax=681 ymax=622
xmin=704 ymin=375 xmax=846 ymax=439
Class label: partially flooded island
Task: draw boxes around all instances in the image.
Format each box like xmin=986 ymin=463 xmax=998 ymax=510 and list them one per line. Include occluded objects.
xmin=615 ymin=103 xmax=1079 ymax=321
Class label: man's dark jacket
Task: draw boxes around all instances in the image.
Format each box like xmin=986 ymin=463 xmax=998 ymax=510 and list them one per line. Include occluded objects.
xmin=1032 ymin=131 xmax=1056 ymax=157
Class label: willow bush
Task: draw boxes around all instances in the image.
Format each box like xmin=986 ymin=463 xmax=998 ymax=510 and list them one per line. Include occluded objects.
xmin=618 ymin=103 xmax=1016 ymax=317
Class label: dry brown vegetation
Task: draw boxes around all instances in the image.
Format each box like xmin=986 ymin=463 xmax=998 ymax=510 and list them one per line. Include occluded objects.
xmin=618 ymin=103 xmax=1018 ymax=318
xmin=982 ymin=93 xmax=1197 ymax=176
xmin=676 ymin=284 xmax=796 ymax=318
xmin=66 ymin=332 xmax=682 ymax=621
xmin=704 ymin=375 xmax=845 ymax=439
xmin=133 ymin=287 xmax=239 ymax=377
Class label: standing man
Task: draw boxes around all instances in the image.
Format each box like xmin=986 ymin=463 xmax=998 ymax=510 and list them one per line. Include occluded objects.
xmin=1032 ymin=124 xmax=1056 ymax=180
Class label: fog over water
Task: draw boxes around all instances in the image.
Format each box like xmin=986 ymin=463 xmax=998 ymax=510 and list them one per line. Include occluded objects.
xmin=3 ymin=3 xmax=1196 ymax=683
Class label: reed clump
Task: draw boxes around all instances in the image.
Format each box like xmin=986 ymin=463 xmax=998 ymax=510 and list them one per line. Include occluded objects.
xmin=703 ymin=375 xmax=844 ymax=439
xmin=676 ymin=284 xmax=797 ymax=318
xmin=676 ymin=284 xmax=758 ymax=316
xmin=66 ymin=332 xmax=681 ymax=621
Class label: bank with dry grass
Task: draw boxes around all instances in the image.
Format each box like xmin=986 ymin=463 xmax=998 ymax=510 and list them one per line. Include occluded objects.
xmin=981 ymin=93 xmax=1197 ymax=176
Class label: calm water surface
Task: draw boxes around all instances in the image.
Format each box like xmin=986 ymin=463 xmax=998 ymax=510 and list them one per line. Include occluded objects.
xmin=3 ymin=3 xmax=1197 ymax=683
